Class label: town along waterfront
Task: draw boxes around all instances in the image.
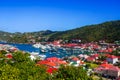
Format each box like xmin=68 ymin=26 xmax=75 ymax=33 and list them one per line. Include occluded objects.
xmin=0 ymin=42 xmax=96 ymax=58
xmin=0 ymin=41 xmax=119 ymax=79
xmin=10 ymin=43 xmax=85 ymax=58
xmin=0 ymin=41 xmax=115 ymax=59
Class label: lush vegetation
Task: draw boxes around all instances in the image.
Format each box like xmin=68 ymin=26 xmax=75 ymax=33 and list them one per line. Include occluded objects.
xmin=52 ymin=65 xmax=93 ymax=80
xmin=0 ymin=30 xmax=55 ymax=43
xmin=0 ymin=20 xmax=120 ymax=43
xmin=0 ymin=51 xmax=49 ymax=80
xmin=50 ymin=20 xmax=120 ymax=42
xmin=0 ymin=50 xmax=92 ymax=80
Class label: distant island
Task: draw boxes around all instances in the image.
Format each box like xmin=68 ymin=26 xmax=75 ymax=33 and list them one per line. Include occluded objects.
xmin=0 ymin=20 xmax=120 ymax=43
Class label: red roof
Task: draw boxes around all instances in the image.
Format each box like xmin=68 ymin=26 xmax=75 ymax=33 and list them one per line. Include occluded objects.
xmin=107 ymin=55 xmax=117 ymax=59
xmin=37 ymin=57 xmax=67 ymax=67
xmin=110 ymin=67 xmax=120 ymax=71
xmin=6 ymin=53 xmax=12 ymax=59
xmin=102 ymin=60 xmax=108 ymax=64
xmin=79 ymin=61 xmax=84 ymax=64
xmin=105 ymin=54 xmax=111 ymax=57
xmin=100 ymin=63 xmax=120 ymax=71
xmin=37 ymin=60 xmax=56 ymax=67
xmin=57 ymin=61 xmax=67 ymax=65
xmin=95 ymin=67 xmax=104 ymax=71
xmin=46 ymin=57 xmax=60 ymax=62
xmin=117 ymin=56 xmax=120 ymax=58
xmin=86 ymin=57 xmax=95 ymax=61
xmin=46 ymin=62 xmax=56 ymax=67
xmin=100 ymin=63 xmax=113 ymax=69
xmin=47 ymin=67 xmax=57 ymax=74
xmin=72 ymin=57 xmax=79 ymax=61
xmin=107 ymin=48 xmax=113 ymax=53
xmin=92 ymin=54 xmax=99 ymax=57
xmin=64 ymin=43 xmax=78 ymax=47
xmin=37 ymin=60 xmax=49 ymax=65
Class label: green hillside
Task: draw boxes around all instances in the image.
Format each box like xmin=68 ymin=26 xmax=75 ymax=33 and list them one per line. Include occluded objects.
xmin=0 ymin=20 xmax=120 ymax=43
xmin=49 ymin=20 xmax=120 ymax=42
xmin=0 ymin=30 xmax=55 ymax=43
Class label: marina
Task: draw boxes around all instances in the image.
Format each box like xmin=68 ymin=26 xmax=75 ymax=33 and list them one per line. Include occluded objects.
xmin=0 ymin=42 xmax=96 ymax=59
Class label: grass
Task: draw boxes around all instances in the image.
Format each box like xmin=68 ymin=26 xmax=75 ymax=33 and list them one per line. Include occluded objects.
xmin=86 ymin=62 xmax=99 ymax=69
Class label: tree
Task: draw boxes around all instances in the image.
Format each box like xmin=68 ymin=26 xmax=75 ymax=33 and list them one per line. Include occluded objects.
xmin=0 ymin=64 xmax=20 ymax=80
xmin=52 ymin=65 xmax=93 ymax=80
xmin=0 ymin=51 xmax=50 ymax=80
xmin=0 ymin=51 xmax=93 ymax=80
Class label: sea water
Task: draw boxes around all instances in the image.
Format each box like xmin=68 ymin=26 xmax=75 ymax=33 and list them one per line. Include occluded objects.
xmin=0 ymin=42 xmax=83 ymax=58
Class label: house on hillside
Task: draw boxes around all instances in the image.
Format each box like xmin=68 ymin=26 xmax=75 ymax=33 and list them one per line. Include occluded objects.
xmin=106 ymin=55 xmax=118 ymax=64
xmin=69 ymin=57 xmax=84 ymax=67
xmin=94 ymin=63 xmax=120 ymax=79
xmin=86 ymin=57 xmax=95 ymax=62
xmin=37 ymin=57 xmax=67 ymax=68
xmin=91 ymin=54 xmax=99 ymax=59
xmin=5 ymin=53 xmax=13 ymax=59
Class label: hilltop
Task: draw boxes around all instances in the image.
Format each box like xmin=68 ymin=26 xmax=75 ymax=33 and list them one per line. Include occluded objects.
xmin=49 ymin=20 xmax=120 ymax=42
xmin=0 ymin=20 xmax=120 ymax=43
xmin=0 ymin=30 xmax=55 ymax=43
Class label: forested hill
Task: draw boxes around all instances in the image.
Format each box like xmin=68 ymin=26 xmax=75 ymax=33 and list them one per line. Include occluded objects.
xmin=0 ymin=31 xmax=13 ymax=42
xmin=49 ymin=20 xmax=120 ymax=42
xmin=0 ymin=30 xmax=55 ymax=43
xmin=0 ymin=20 xmax=120 ymax=43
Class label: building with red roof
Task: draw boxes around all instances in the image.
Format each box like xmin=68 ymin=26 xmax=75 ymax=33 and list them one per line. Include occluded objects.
xmin=57 ymin=60 xmax=67 ymax=65
xmin=72 ymin=57 xmax=79 ymax=61
xmin=91 ymin=54 xmax=99 ymax=59
xmin=46 ymin=57 xmax=60 ymax=62
xmin=37 ymin=57 xmax=67 ymax=68
xmin=46 ymin=62 xmax=57 ymax=67
xmin=86 ymin=57 xmax=95 ymax=62
xmin=64 ymin=43 xmax=78 ymax=48
xmin=37 ymin=60 xmax=50 ymax=65
xmin=47 ymin=67 xmax=57 ymax=74
xmin=5 ymin=53 xmax=13 ymax=59
xmin=94 ymin=63 xmax=120 ymax=78
xmin=106 ymin=55 xmax=118 ymax=64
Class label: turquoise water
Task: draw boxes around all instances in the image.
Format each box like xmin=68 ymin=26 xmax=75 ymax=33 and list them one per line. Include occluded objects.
xmin=0 ymin=42 xmax=39 ymax=52
xmin=0 ymin=42 xmax=84 ymax=58
xmin=10 ymin=43 xmax=39 ymax=52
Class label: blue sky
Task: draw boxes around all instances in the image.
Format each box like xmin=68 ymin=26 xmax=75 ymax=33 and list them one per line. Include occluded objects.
xmin=0 ymin=0 xmax=120 ymax=32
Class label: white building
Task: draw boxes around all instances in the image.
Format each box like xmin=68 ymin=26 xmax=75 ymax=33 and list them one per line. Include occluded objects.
xmin=106 ymin=55 xmax=118 ymax=64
